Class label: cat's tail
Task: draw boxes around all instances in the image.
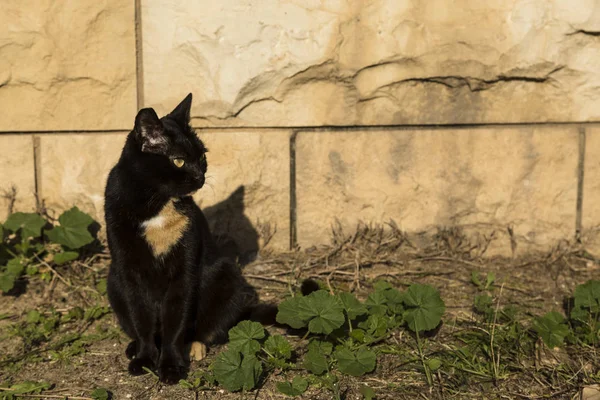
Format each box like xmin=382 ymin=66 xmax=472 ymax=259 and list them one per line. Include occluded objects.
xmin=246 ymin=279 xmax=320 ymax=326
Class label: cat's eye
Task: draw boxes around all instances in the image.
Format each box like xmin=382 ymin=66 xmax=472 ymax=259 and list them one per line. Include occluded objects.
xmin=200 ymin=154 xmax=206 ymax=162
xmin=173 ymin=158 xmax=185 ymax=168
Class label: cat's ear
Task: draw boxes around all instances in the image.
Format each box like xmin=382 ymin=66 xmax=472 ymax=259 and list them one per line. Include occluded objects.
xmin=134 ymin=108 xmax=168 ymax=154
xmin=167 ymin=93 xmax=193 ymax=125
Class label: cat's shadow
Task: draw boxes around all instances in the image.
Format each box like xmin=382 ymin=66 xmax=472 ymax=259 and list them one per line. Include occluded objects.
xmin=202 ymin=185 xmax=259 ymax=266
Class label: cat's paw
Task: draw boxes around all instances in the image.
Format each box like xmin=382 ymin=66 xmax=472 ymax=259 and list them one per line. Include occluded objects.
xmin=189 ymin=341 xmax=207 ymax=361
xmin=125 ymin=341 xmax=137 ymax=360
xmin=158 ymin=364 xmax=187 ymax=384
xmin=128 ymin=357 xmax=155 ymax=376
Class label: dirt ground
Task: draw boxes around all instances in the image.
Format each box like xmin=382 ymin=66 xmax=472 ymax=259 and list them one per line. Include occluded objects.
xmin=1 ymin=226 xmax=599 ymax=400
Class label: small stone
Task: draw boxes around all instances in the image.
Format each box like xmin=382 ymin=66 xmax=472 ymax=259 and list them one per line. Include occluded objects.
xmin=581 ymin=385 xmax=600 ymax=400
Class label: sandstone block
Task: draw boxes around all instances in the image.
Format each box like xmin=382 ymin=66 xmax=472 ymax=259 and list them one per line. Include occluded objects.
xmin=39 ymin=133 xmax=127 ymax=230
xmin=0 ymin=1 xmax=136 ymax=130
xmin=193 ymin=130 xmax=290 ymax=254
xmin=295 ymin=127 xmax=579 ymax=257
xmin=582 ymin=126 xmax=600 ymax=256
xmin=0 ymin=135 xmax=36 ymax=222
xmin=143 ymin=0 xmax=600 ymax=127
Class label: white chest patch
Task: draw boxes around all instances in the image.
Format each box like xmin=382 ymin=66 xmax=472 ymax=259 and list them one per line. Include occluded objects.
xmin=141 ymin=215 xmax=166 ymax=229
xmin=141 ymin=200 xmax=189 ymax=257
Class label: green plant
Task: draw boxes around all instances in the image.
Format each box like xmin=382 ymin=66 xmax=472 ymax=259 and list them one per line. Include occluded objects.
xmin=471 ymin=271 xmax=495 ymax=291
xmin=533 ymin=311 xmax=570 ymax=348
xmin=0 ymin=207 xmax=95 ymax=293
xmin=569 ymin=280 xmax=600 ymax=345
xmin=0 ymin=381 xmax=51 ymax=400
xmin=207 ymin=282 xmax=446 ymax=394
xmin=277 ymin=376 xmax=308 ymax=397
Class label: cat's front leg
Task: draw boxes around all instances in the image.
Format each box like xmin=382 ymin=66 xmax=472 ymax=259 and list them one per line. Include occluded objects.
xmin=157 ymin=276 xmax=196 ymax=384
xmin=109 ymin=269 xmax=160 ymax=376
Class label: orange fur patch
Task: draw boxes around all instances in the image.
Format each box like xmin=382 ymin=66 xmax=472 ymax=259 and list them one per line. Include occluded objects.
xmin=142 ymin=199 xmax=189 ymax=257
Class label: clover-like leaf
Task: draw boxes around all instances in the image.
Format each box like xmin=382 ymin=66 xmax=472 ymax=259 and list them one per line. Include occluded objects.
xmin=303 ymin=346 xmax=329 ymax=375
xmin=403 ymin=284 xmax=445 ymax=332
xmin=533 ymin=311 xmax=570 ymax=348
xmin=382 ymin=288 xmax=404 ymax=315
xmin=357 ymin=314 xmax=389 ymax=339
xmin=276 ymin=376 xmax=308 ymax=397
xmin=373 ymin=280 xmax=393 ymax=291
xmin=264 ymin=334 xmax=292 ymax=360
xmin=228 ymin=320 xmax=265 ymax=355
xmin=303 ymin=340 xmax=332 ymax=375
xmin=53 ymin=251 xmax=79 ymax=265
xmin=46 ymin=207 xmax=94 ymax=249
xmin=574 ymin=280 xmax=600 ymax=314
xmin=213 ymin=349 xmax=262 ymax=392
xmin=4 ymin=212 xmax=46 ymax=239
xmin=334 ymin=347 xmax=376 ymax=377
xmin=338 ymin=292 xmax=368 ymax=320
xmin=303 ymin=291 xmax=345 ymax=334
xmin=278 ymin=291 xmax=345 ymax=334
xmin=365 ymin=291 xmax=388 ymax=316
xmin=276 ymin=296 xmax=309 ymax=329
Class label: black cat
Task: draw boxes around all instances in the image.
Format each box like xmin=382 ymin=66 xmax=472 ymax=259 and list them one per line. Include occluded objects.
xmin=104 ymin=94 xmax=276 ymax=384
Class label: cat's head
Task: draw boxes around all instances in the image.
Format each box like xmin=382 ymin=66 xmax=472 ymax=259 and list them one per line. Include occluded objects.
xmin=132 ymin=93 xmax=207 ymax=198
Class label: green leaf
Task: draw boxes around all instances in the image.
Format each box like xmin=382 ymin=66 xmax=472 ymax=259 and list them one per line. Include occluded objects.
xmin=426 ymin=358 xmax=442 ymax=372
xmin=53 ymin=251 xmax=79 ymax=265
xmin=228 ymin=320 xmax=265 ymax=355
xmin=63 ymin=307 xmax=84 ymax=322
xmin=264 ymin=335 xmax=292 ymax=360
xmin=373 ymin=280 xmax=393 ymax=291
xmin=486 ymin=272 xmax=496 ymax=288
xmin=213 ymin=349 xmax=262 ymax=392
xmin=474 ymin=294 xmax=493 ymax=314
xmin=276 ymin=296 xmax=309 ymax=329
xmin=0 ymin=272 xmax=16 ymax=293
xmin=338 ymin=292 xmax=368 ymax=320
xmin=382 ymin=288 xmax=404 ymax=315
xmin=574 ymin=280 xmax=600 ymax=313
xmin=403 ymin=284 xmax=445 ymax=332
xmin=357 ymin=314 xmax=389 ymax=338
xmin=4 ymin=213 xmax=46 ymax=239
xmin=360 ymin=385 xmax=376 ymax=400
xmin=9 ymin=381 xmax=51 ymax=394
xmin=84 ymin=305 xmax=110 ymax=321
xmin=276 ymin=376 xmax=308 ymax=397
xmin=26 ymin=310 xmax=41 ymax=324
xmin=0 ymin=223 xmax=3 ymax=240
xmin=96 ymin=279 xmax=108 ymax=295
xmin=533 ymin=311 xmax=570 ymax=348
xmin=277 ymin=291 xmax=345 ymax=334
xmin=46 ymin=207 xmax=94 ymax=249
xmin=90 ymin=388 xmax=110 ymax=400
xmin=303 ymin=291 xmax=345 ymax=334
xmin=0 ymin=258 xmax=26 ymax=292
xmin=334 ymin=347 xmax=376 ymax=376
xmin=365 ymin=291 xmax=388 ymax=316
xmin=303 ymin=340 xmax=332 ymax=375
xmin=303 ymin=347 xmax=329 ymax=375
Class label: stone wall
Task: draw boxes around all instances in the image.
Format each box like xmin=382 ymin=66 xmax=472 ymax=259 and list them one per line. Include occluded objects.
xmin=1 ymin=1 xmax=599 ymax=256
